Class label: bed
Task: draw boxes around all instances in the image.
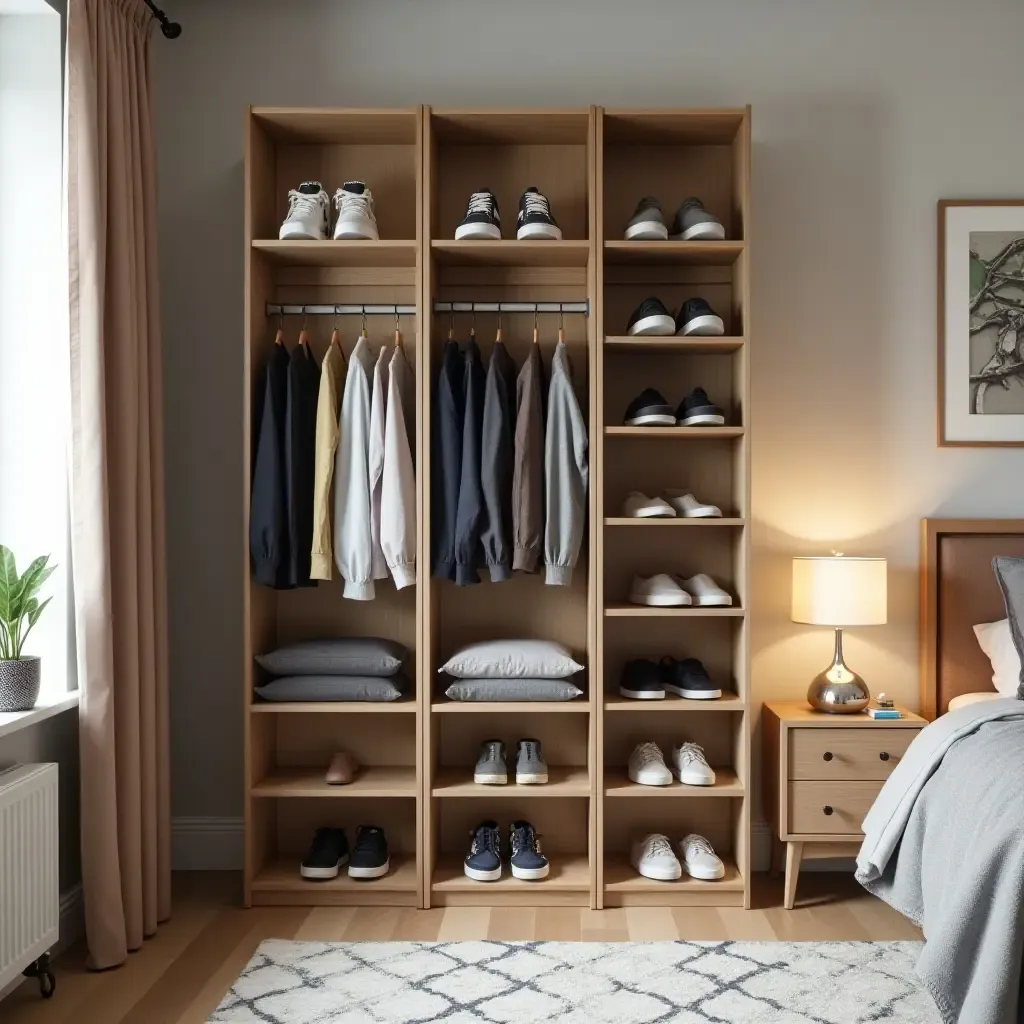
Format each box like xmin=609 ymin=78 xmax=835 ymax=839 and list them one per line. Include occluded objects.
xmin=856 ymin=518 xmax=1024 ymax=1024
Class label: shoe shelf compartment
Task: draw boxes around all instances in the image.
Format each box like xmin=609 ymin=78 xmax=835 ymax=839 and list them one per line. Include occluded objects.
xmin=604 ymin=336 xmax=744 ymax=353
xmin=603 ymin=240 xmax=745 ymax=266
xmin=604 ymin=517 xmax=745 ymax=527
xmin=604 ymin=692 xmax=746 ymax=712
xmin=252 ymin=239 xmax=419 ymax=268
xmin=604 ymin=769 xmax=743 ymax=798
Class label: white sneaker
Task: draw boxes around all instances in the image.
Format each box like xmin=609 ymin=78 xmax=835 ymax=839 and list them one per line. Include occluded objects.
xmin=674 ymin=573 xmax=732 ymax=607
xmin=623 ymin=492 xmax=676 ymax=519
xmin=679 ymin=834 xmax=725 ymax=880
xmin=628 ymin=741 xmax=673 ymax=786
xmin=628 ymin=574 xmax=692 ymax=607
xmin=333 ymin=182 xmax=379 ymax=240
xmin=671 ymin=742 xmax=716 ymax=786
xmin=279 ymin=182 xmax=330 ymax=240
xmin=663 ymin=490 xmax=722 ymax=519
xmin=631 ymin=833 xmax=682 ymax=881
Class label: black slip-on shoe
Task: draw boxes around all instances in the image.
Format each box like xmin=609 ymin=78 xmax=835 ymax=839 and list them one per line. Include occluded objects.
xmin=619 ymin=659 xmax=665 ymax=700
xmin=660 ymin=657 xmax=722 ymax=700
xmin=627 ymin=297 xmax=676 ymax=337
xmin=348 ymin=825 xmax=390 ymax=879
xmin=625 ymin=388 xmax=676 ymax=426
xmin=674 ymin=298 xmax=725 ymax=337
xmin=300 ymin=827 xmax=349 ymax=880
xmin=676 ymin=387 xmax=725 ymax=426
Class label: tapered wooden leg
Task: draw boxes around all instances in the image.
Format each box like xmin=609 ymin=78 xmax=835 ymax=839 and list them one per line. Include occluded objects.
xmin=784 ymin=842 xmax=804 ymax=909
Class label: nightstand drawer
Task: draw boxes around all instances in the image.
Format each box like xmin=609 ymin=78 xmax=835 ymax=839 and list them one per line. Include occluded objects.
xmin=788 ymin=780 xmax=881 ymax=834
xmin=789 ymin=727 xmax=914 ymax=781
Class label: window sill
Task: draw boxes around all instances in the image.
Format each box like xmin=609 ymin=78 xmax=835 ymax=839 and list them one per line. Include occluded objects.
xmin=0 ymin=692 xmax=79 ymax=741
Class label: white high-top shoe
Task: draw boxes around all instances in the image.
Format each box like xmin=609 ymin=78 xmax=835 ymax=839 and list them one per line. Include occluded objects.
xmin=279 ymin=181 xmax=330 ymax=240
xmin=333 ymin=181 xmax=379 ymax=240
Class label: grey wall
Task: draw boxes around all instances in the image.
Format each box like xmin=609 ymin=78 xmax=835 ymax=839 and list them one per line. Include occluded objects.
xmin=154 ymin=0 xmax=1024 ymax=822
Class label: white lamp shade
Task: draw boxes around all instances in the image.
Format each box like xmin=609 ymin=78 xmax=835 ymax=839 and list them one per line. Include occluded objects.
xmin=791 ymin=556 xmax=887 ymax=626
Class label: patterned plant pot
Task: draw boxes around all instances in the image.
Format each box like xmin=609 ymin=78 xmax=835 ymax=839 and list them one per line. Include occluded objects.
xmin=0 ymin=657 xmax=41 ymax=712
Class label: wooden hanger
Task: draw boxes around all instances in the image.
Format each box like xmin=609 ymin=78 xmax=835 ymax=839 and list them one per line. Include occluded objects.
xmin=297 ymin=312 xmax=310 ymax=352
xmin=558 ymin=303 xmax=565 ymax=345
xmin=329 ymin=310 xmax=345 ymax=364
xmin=394 ymin=309 xmax=404 ymax=349
xmin=360 ymin=307 xmax=368 ymax=340
xmin=447 ymin=309 xmax=455 ymax=342
xmin=532 ymin=308 xmax=539 ymax=346
xmin=495 ymin=304 xmax=503 ymax=345
xmin=469 ymin=306 xmax=476 ymax=342
xmin=274 ymin=312 xmax=285 ymax=347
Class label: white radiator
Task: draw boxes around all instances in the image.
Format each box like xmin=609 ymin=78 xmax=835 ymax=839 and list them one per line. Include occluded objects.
xmin=0 ymin=764 xmax=59 ymax=992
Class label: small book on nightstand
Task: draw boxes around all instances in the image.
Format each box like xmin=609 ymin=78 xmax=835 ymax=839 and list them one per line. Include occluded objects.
xmin=864 ymin=693 xmax=901 ymax=719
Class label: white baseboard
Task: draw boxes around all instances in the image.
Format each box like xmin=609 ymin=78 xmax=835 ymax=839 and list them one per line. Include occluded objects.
xmin=751 ymin=820 xmax=858 ymax=873
xmin=172 ymin=816 xmax=244 ymax=871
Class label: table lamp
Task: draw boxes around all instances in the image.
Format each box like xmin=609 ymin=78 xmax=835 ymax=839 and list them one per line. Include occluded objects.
xmin=791 ymin=554 xmax=887 ymax=713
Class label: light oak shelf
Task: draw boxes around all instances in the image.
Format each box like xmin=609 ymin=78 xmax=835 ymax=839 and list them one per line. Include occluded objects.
xmin=432 ymin=766 xmax=590 ymax=798
xmin=604 ymin=859 xmax=744 ymax=893
xmin=251 ymin=239 xmax=418 ymax=267
xmin=432 ymin=855 xmax=590 ymax=892
xmin=430 ymin=239 xmax=590 ymax=267
xmin=603 ymin=240 xmax=744 ymax=265
xmin=604 ymin=692 xmax=745 ymax=712
xmin=251 ymin=856 xmax=419 ymax=897
xmin=251 ymin=766 xmax=417 ymax=798
xmin=603 ymin=517 xmax=744 ymax=527
xmin=604 ymin=768 xmax=743 ymax=797
xmin=604 ymin=604 xmax=745 ymax=618
xmin=431 ymin=700 xmax=592 ymax=713
xmin=605 ymin=426 xmax=745 ymax=439
xmin=251 ymin=698 xmax=417 ymax=714
xmin=604 ymin=336 xmax=744 ymax=353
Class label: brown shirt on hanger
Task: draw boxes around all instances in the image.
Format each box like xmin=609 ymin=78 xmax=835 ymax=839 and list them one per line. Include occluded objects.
xmin=512 ymin=345 xmax=545 ymax=572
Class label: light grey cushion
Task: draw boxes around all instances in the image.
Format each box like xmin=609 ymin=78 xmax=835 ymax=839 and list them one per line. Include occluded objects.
xmin=255 ymin=673 xmax=408 ymax=702
xmin=255 ymin=638 xmax=409 ymax=677
xmin=992 ymin=557 xmax=1024 ymax=700
xmin=439 ymin=640 xmax=584 ymax=679
xmin=444 ymin=677 xmax=583 ymax=702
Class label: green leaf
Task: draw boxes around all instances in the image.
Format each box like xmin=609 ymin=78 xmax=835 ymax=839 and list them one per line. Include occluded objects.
xmin=0 ymin=547 xmax=17 ymax=624
xmin=9 ymin=556 xmax=52 ymax=618
xmin=970 ymin=255 xmax=988 ymax=300
xmin=27 ymin=596 xmax=50 ymax=628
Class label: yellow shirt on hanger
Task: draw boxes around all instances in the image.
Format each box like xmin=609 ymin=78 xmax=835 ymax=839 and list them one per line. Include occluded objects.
xmin=309 ymin=343 xmax=346 ymax=580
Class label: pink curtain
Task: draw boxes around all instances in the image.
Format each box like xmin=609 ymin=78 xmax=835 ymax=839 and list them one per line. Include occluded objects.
xmin=67 ymin=0 xmax=171 ymax=970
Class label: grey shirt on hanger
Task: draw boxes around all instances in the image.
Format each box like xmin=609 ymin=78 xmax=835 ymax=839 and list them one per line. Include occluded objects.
xmin=480 ymin=340 xmax=517 ymax=582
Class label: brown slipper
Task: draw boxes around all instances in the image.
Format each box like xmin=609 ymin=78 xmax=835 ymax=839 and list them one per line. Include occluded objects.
xmin=325 ymin=751 xmax=358 ymax=785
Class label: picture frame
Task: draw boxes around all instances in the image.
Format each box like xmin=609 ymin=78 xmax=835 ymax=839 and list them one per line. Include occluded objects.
xmin=938 ymin=199 xmax=1024 ymax=446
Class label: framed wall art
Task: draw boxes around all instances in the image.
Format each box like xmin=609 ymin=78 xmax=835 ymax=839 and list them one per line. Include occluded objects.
xmin=939 ymin=199 xmax=1024 ymax=446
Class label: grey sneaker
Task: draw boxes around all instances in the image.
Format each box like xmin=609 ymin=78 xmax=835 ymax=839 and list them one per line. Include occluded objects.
xmin=670 ymin=197 xmax=725 ymax=241
xmin=516 ymin=738 xmax=548 ymax=785
xmin=624 ymin=196 xmax=667 ymax=241
xmin=474 ymin=740 xmax=507 ymax=785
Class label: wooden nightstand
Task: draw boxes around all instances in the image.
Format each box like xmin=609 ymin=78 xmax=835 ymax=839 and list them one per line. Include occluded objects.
xmin=763 ymin=701 xmax=927 ymax=908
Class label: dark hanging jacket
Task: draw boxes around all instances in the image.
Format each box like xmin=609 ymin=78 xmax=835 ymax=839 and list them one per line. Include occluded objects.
xmin=480 ymin=341 xmax=517 ymax=581
xmin=431 ymin=340 xmax=465 ymax=581
xmin=453 ymin=339 xmax=486 ymax=586
xmin=285 ymin=344 xmax=321 ymax=587
xmin=250 ymin=344 xmax=291 ymax=588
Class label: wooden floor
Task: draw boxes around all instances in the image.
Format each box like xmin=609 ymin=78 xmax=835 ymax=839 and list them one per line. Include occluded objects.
xmin=3 ymin=871 xmax=921 ymax=1024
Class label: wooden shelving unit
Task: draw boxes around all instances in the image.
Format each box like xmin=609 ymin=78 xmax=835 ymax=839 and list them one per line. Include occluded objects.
xmin=244 ymin=105 xmax=751 ymax=911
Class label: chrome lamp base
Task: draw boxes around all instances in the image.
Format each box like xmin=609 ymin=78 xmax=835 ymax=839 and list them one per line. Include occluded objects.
xmin=807 ymin=627 xmax=870 ymax=714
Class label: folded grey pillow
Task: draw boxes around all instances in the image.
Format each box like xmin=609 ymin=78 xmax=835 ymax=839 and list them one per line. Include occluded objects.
xmin=993 ymin=557 xmax=1024 ymax=700
xmin=255 ymin=673 xmax=408 ymax=702
xmin=444 ymin=678 xmax=583 ymax=702
xmin=255 ymin=638 xmax=409 ymax=677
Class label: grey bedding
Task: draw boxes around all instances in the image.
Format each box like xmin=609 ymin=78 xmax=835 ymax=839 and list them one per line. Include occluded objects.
xmin=856 ymin=698 xmax=1024 ymax=1024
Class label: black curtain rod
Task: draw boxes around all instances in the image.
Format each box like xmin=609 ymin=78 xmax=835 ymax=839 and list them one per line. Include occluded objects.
xmin=143 ymin=0 xmax=181 ymax=38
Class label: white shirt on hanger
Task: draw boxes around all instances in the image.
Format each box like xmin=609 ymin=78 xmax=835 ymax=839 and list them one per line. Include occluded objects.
xmin=381 ymin=345 xmax=416 ymax=588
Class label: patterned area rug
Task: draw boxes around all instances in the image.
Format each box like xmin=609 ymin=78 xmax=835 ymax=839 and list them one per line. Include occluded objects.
xmin=210 ymin=938 xmax=940 ymax=1023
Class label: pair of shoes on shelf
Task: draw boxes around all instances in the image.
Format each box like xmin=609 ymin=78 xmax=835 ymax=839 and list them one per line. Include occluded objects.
xmin=455 ymin=188 xmax=561 ymax=241
xmin=627 ymin=297 xmax=724 ymax=338
xmin=628 ymin=573 xmax=732 ymax=607
xmin=625 ymin=196 xmax=725 ymax=242
xmin=623 ymin=490 xmax=721 ymax=519
xmin=624 ymin=387 xmax=726 ymax=427
xmin=465 ymin=820 xmax=549 ymax=881
xmin=628 ymin=740 xmax=715 ymax=787
xmin=279 ymin=181 xmax=379 ymax=241
xmin=632 ymin=833 xmax=725 ymax=881
xmin=474 ymin=739 xmax=548 ymax=785
xmin=620 ymin=657 xmax=721 ymax=700
xmin=300 ymin=825 xmax=389 ymax=880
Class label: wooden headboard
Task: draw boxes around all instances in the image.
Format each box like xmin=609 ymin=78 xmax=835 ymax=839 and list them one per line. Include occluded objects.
xmin=920 ymin=518 xmax=1024 ymax=719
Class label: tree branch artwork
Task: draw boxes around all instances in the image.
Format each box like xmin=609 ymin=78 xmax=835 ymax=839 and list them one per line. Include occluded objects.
xmin=969 ymin=237 xmax=1024 ymax=413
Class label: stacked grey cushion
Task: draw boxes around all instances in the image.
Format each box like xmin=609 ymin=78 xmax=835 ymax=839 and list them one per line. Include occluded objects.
xmin=255 ymin=637 xmax=410 ymax=702
xmin=440 ymin=639 xmax=584 ymax=702
xmin=992 ymin=557 xmax=1024 ymax=699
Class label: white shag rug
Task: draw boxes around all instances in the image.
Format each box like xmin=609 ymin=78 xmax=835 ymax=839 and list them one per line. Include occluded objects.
xmin=210 ymin=938 xmax=940 ymax=1023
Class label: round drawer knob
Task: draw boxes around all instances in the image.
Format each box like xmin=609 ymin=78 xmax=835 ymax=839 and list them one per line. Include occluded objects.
xmin=823 ymin=805 xmax=834 ymax=816
xmin=822 ymin=751 xmax=834 ymax=762
xmin=879 ymin=751 xmax=890 ymax=762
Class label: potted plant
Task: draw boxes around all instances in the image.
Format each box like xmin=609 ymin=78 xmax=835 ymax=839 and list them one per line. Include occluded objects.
xmin=0 ymin=546 xmax=54 ymax=712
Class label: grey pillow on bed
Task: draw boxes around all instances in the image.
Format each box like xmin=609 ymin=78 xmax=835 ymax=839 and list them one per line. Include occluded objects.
xmin=992 ymin=557 xmax=1024 ymax=699
xmin=255 ymin=638 xmax=409 ymax=677
xmin=444 ymin=678 xmax=583 ymax=702
xmin=255 ymin=673 xmax=408 ymax=702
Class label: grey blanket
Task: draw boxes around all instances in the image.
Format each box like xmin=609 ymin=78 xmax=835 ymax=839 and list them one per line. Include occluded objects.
xmin=856 ymin=699 xmax=1024 ymax=1024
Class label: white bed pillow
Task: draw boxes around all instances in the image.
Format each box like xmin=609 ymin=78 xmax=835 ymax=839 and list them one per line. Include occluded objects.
xmin=439 ymin=640 xmax=584 ymax=679
xmin=972 ymin=618 xmax=1022 ymax=696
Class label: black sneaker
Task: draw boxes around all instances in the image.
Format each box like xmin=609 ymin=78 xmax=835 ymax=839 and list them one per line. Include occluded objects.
xmin=509 ymin=820 xmax=549 ymax=880
xmin=300 ymin=827 xmax=349 ymax=880
xmin=455 ymin=190 xmax=501 ymax=240
xmin=517 ymin=187 xmax=562 ymax=241
xmin=619 ymin=659 xmax=665 ymax=700
xmin=464 ymin=820 xmax=503 ymax=882
xmin=675 ymin=298 xmax=725 ymax=337
xmin=676 ymin=387 xmax=725 ymax=427
xmin=670 ymin=197 xmax=725 ymax=241
xmin=624 ymin=197 xmax=668 ymax=241
xmin=624 ymin=387 xmax=676 ymax=427
xmin=347 ymin=825 xmax=389 ymax=879
xmin=660 ymin=657 xmax=723 ymax=700
xmin=626 ymin=297 xmax=676 ymax=337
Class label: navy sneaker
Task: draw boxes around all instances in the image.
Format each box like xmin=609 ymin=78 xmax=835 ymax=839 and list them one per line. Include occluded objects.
xmin=464 ymin=820 xmax=503 ymax=881
xmin=517 ymin=187 xmax=562 ymax=240
xmin=676 ymin=387 xmax=725 ymax=427
xmin=300 ymin=827 xmax=349 ymax=880
xmin=675 ymin=297 xmax=725 ymax=337
xmin=347 ymin=825 xmax=389 ymax=879
xmin=624 ymin=388 xmax=676 ymax=427
xmin=455 ymin=190 xmax=501 ymax=240
xmin=626 ymin=297 xmax=676 ymax=337
xmin=509 ymin=820 xmax=549 ymax=880
xmin=660 ymin=657 xmax=722 ymax=700
xmin=619 ymin=659 xmax=665 ymax=700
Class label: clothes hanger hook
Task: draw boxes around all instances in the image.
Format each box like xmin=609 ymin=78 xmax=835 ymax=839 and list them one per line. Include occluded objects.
xmin=449 ymin=308 xmax=455 ymax=340
xmin=361 ymin=305 xmax=367 ymax=336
